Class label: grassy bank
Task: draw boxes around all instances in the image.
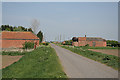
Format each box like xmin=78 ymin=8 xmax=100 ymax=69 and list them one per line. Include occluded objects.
xmin=61 ymin=45 xmax=119 ymax=70
xmin=2 ymin=46 xmax=67 ymax=78
xmin=2 ymin=51 xmax=26 ymax=56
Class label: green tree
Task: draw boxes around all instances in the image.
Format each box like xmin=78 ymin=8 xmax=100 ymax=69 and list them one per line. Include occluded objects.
xmin=18 ymin=26 xmax=23 ymax=31
xmin=13 ymin=26 xmax=18 ymax=31
xmin=107 ymin=40 xmax=119 ymax=47
xmin=64 ymin=40 xmax=72 ymax=45
xmin=28 ymin=28 xmax=33 ymax=32
xmin=1 ymin=25 xmax=10 ymax=31
xmin=24 ymin=28 xmax=27 ymax=31
xmin=20 ymin=26 xmax=25 ymax=31
xmin=5 ymin=25 xmax=9 ymax=29
xmin=1 ymin=25 xmax=34 ymax=32
xmin=5 ymin=28 xmax=11 ymax=31
xmin=37 ymin=31 xmax=43 ymax=43
xmin=1 ymin=25 xmax=6 ymax=31
xmin=9 ymin=26 xmax=13 ymax=31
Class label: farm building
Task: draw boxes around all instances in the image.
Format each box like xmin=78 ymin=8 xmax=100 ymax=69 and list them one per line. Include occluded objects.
xmin=1 ymin=31 xmax=39 ymax=48
xmin=72 ymin=35 xmax=106 ymax=47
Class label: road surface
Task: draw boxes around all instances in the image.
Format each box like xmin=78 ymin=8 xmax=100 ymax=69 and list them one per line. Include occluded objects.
xmin=51 ymin=43 xmax=118 ymax=78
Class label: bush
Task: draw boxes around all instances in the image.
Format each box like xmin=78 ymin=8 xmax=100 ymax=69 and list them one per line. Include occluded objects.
xmin=23 ymin=41 xmax=34 ymax=49
xmin=46 ymin=43 xmax=49 ymax=45
xmin=85 ymin=44 xmax=89 ymax=47
xmin=42 ymin=42 xmax=49 ymax=46
xmin=64 ymin=40 xmax=72 ymax=45
xmin=107 ymin=40 xmax=119 ymax=47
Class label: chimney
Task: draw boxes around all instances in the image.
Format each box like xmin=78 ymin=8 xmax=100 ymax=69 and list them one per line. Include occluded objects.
xmin=85 ymin=35 xmax=86 ymax=37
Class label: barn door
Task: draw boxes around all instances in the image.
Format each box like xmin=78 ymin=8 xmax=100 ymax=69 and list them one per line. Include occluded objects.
xmin=93 ymin=42 xmax=96 ymax=47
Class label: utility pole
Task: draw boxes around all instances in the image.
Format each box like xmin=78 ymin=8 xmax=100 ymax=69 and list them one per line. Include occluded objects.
xmin=60 ymin=34 xmax=61 ymax=42
xmin=63 ymin=34 xmax=65 ymax=41
xmin=57 ymin=35 xmax=59 ymax=42
xmin=55 ymin=37 xmax=57 ymax=42
xmin=55 ymin=37 xmax=56 ymax=41
xmin=68 ymin=36 xmax=70 ymax=40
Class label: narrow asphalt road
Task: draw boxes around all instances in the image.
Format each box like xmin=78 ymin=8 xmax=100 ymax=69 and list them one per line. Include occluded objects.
xmin=50 ymin=43 xmax=118 ymax=78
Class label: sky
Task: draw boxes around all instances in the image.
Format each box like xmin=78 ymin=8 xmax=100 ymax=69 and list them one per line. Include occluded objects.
xmin=1 ymin=0 xmax=120 ymax=2
xmin=2 ymin=2 xmax=118 ymax=41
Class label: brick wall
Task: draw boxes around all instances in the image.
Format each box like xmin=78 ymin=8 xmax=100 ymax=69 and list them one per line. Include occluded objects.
xmin=78 ymin=41 xmax=86 ymax=46
xmin=87 ymin=41 xmax=106 ymax=47
xmin=72 ymin=37 xmax=106 ymax=47
xmin=2 ymin=40 xmax=39 ymax=48
xmin=86 ymin=41 xmax=93 ymax=46
xmin=72 ymin=42 xmax=78 ymax=46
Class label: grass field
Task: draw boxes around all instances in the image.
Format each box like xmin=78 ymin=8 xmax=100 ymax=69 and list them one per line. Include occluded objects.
xmin=60 ymin=45 xmax=119 ymax=70
xmin=2 ymin=46 xmax=67 ymax=78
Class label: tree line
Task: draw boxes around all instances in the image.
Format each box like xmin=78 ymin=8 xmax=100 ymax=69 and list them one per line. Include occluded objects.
xmin=0 ymin=25 xmax=43 ymax=43
xmin=106 ymin=40 xmax=120 ymax=47
xmin=0 ymin=25 xmax=33 ymax=32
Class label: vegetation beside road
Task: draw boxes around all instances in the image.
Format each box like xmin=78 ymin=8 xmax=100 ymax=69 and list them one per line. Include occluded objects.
xmin=2 ymin=46 xmax=67 ymax=78
xmin=76 ymin=46 xmax=119 ymax=49
xmin=40 ymin=42 xmax=50 ymax=46
xmin=2 ymin=51 xmax=26 ymax=56
xmin=60 ymin=45 xmax=119 ymax=70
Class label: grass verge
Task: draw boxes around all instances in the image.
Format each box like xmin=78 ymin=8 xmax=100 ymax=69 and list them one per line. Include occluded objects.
xmin=60 ymin=45 xmax=119 ymax=70
xmin=2 ymin=51 xmax=26 ymax=56
xmin=80 ymin=46 xmax=119 ymax=49
xmin=2 ymin=46 xmax=67 ymax=78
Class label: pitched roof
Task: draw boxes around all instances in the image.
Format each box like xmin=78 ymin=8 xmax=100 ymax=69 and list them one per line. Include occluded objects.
xmin=1 ymin=31 xmax=39 ymax=40
xmin=86 ymin=37 xmax=106 ymax=41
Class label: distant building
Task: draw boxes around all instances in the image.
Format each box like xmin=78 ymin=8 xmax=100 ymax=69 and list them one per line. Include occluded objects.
xmin=72 ymin=35 xmax=106 ymax=47
xmin=62 ymin=41 xmax=66 ymax=45
xmin=1 ymin=31 xmax=39 ymax=48
xmin=42 ymin=41 xmax=46 ymax=43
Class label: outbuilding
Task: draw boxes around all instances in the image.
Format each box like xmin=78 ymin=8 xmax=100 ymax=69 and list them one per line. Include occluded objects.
xmin=72 ymin=36 xmax=106 ymax=47
xmin=1 ymin=31 xmax=39 ymax=48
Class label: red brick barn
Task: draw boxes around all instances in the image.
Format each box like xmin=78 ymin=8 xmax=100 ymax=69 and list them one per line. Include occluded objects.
xmin=72 ymin=36 xmax=106 ymax=47
xmin=1 ymin=31 xmax=39 ymax=48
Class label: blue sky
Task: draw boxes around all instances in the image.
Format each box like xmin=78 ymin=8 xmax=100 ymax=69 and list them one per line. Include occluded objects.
xmin=2 ymin=2 xmax=118 ymax=41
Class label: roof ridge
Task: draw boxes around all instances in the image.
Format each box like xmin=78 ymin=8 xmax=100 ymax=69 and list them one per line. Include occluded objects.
xmin=78 ymin=37 xmax=103 ymax=38
xmin=2 ymin=31 xmax=31 ymax=32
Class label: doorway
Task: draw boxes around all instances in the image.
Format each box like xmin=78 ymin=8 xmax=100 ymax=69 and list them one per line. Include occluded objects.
xmin=93 ymin=42 xmax=96 ymax=47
